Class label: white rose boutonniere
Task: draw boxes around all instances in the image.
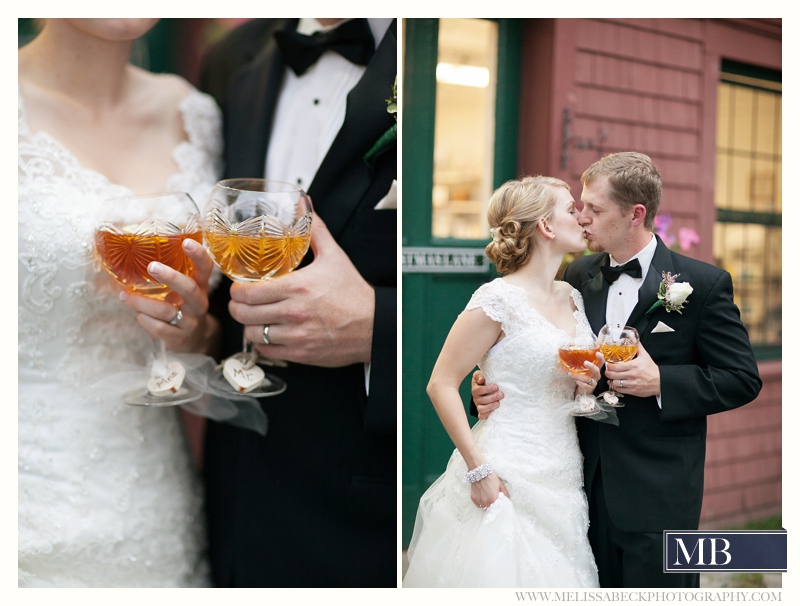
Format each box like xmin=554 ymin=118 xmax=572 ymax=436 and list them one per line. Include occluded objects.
xmin=647 ymin=271 xmax=693 ymax=316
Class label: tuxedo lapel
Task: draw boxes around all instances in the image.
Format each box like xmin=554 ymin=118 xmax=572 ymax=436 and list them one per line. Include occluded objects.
xmin=626 ymin=235 xmax=674 ymax=334
xmin=225 ymin=19 xmax=298 ymax=179
xmin=582 ymin=254 xmax=611 ymax=334
xmin=307 ymin=19 xmax=397 ymax=239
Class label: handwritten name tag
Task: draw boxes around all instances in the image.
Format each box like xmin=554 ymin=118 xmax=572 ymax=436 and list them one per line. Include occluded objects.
xmin=147 ymin=362 xmax=186 ymax=396
xmin=223 ymin=357 xmax=267 ymax=394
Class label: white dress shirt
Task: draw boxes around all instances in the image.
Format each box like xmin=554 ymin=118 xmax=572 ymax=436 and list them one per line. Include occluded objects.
xmin=604 ymin=233 xmax=657 ymax=332
xmin=264 ymin=18 xmax=393 ymax=395
xmin=603 ymin=234 xmax=662 ymax=406
xmin=265 ymin=18 xmax=392 ymax=189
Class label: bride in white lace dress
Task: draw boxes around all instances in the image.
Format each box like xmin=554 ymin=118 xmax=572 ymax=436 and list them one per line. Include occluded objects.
xmin=18 ymin=19 xmax=221 ymax=586
xmin=404 ymin=176 xmax=602 ymax=587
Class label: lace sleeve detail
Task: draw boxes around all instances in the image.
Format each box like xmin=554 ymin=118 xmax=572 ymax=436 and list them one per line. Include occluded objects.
xmin=570 ymin=289 xmax=586 ymax=314
xmin=570 ymin=288 xmax=594 ymax=336
xmin=180 ymin=90 xmax=223 ymax=173
xmin=169 ymin=89 xmax=224 ymax=206
xmin=464 ymin=279 xmax=508 ymax=325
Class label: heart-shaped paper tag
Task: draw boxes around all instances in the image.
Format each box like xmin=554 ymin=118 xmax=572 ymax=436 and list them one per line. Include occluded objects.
xmin=223 ymin=357 xmax=266 ymax=394
xmin=147 ymin=361 xmax=187 ymax=396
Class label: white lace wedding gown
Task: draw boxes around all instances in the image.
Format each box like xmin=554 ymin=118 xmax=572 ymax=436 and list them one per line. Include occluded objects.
xmin=404 ymin=278 xmax=599 ymax=588
xmin=18 ymin=85 xmax=222 ymax=587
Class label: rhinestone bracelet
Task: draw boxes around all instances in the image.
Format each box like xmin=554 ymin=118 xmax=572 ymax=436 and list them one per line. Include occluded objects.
xmin=464 ymin=462 xmax=494 ymax=484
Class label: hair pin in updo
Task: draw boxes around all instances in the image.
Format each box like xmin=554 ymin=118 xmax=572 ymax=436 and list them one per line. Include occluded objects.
xmin=489 ymin=227 xmax=499 ymax=242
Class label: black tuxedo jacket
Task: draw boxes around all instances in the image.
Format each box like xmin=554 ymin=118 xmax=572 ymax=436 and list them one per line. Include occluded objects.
xmin=200 ymin=19 xmax=396 ymax=588
xmin=563 ymin=235 xmax=761 ymax=533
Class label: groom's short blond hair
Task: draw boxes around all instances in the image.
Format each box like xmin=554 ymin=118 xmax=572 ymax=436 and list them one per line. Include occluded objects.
xmin=581 ymin=152 xmax=662 ymax=229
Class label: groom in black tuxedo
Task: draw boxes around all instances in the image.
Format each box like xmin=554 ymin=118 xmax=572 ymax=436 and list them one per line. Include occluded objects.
xmin=474 ymin=152 xmax=761 ymax=587
xmin=199 ymin=18 xmax=396 ymax=587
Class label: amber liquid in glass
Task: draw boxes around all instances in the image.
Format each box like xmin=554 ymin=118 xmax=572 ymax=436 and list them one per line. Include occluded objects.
xmin=204 ymin=231 xmax=311 ymax=282
xmin=600 ymin=344 xmax=638 ymax=363
xmin=95 ymin=228 xmax=202 ymax=300
xmin=558 ymin=347 xmax=600 ymax=375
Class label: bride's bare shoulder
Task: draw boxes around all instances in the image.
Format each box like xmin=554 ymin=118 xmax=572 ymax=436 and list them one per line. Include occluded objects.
xmin=128 ymin=68 xmax=198 ymax=136
xmin=555 ymin=280 xmax=579 ymax=305
xmin=130 ymin=67 xmax=195 ymax=106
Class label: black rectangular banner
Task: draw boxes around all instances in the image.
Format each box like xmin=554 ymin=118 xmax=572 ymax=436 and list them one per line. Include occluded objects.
xmin=664 ymin=529 xmax=786 ymax=572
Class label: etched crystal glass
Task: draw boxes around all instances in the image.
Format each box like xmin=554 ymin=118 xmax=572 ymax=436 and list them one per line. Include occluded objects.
xmin=95 ymin=192 xmax=203 ymax=406
xmin=202 ymin=179 xmax=313 ymax=397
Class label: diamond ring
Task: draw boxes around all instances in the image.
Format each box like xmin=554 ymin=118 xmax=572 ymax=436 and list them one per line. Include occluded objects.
xmin=169 ymin=308 xmax=183 ymax=326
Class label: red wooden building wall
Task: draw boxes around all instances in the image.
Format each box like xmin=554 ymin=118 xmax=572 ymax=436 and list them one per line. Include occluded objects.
xmin=516 ymin=17 xmax=781 ymax=529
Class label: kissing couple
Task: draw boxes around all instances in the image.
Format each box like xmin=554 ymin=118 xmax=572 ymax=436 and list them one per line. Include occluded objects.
xmin=403 ymin=152 xmax=761 ymax=588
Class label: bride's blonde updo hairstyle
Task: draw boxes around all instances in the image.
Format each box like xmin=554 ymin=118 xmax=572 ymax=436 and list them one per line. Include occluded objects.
xmin=485 ymin=175 xmax=570 ymax=275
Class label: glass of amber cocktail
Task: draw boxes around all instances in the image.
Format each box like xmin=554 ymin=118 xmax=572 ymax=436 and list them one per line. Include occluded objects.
xmin=95 ymin=192 xmax=203 ymax=406
xmin=202 ymin=179 xmax=313 ymax=397
xmin=557 ymin=332 xmax=601 ymax=416
xmin=596 ymin=324 xmax=640 ymax=407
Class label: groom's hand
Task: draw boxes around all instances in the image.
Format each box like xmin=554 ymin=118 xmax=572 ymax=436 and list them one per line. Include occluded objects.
xmin=604 ymin=342 xmax=661 ymax=398
xmin=472 ymin=370 xmax=504 ymax=420
xmin=229 ymin=212 xmax=375 ymax=368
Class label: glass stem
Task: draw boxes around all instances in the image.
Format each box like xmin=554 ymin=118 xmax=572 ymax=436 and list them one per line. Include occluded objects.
xmin=241 ymin=332 xmax=251 ymax=363
xmin=151 ymin=337 xmax=169 ymax=378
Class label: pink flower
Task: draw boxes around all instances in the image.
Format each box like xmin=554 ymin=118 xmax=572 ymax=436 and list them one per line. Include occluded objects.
xmin=654 ymin=214 xmax=676 ymax=248
xmin=678 ymin=227 xmax=700 ymax=251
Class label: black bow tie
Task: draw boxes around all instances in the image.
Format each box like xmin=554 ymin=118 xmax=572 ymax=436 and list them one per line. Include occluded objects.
xmin=275 ymin=19 xmax=375 ymax=77
xmin=600 ymin=258 xmax=642 ymax=283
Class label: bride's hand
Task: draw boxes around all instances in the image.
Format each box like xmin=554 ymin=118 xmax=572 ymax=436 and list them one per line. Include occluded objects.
xmin=470 ymin=472 xmax=510 ymax=510
xmin=119 ymin=239 xmax=220 ymax=354
xmin=569 ymin=351 xmax=605 ymax=395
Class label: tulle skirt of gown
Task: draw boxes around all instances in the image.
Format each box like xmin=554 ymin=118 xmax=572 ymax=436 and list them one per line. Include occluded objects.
xmin=403 ymin=418 xmax=599 ymax=588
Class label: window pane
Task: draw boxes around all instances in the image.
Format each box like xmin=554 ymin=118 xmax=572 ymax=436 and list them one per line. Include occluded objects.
xmin=729 ymin=155 xmax=751 ymax=210
xmin=714 ymin=151 xmax=729 ymax=208
xmin=751 ymin=158 xmax=778 ymax=212
xmin=716 ymin=83 xmax=731 ymax=150
xmin=715 ymin=70 xmax=781 ymax=351
xmin=755 ymin=90 xmax=776 ymax=156
xmin=431 ymin=18 xmax=498 ymax=239
xmin=765 ymin=226 xmax=782 ymax=344
xmin=731 ymin=86 xmax=754 ymax=152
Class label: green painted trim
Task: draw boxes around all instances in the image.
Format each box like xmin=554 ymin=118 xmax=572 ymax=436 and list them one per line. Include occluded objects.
xmin=721 ymin=59 xmax=781 ymax=84
xmin=402 ymin=19 xmax=439 ymax=247
xmin=493 ymin=19 xmax=523 ymax=188
xmin=403 ymin=19 xmax=522 ymax=247
xmin=716 ymin=208 xmax=782 ymax=226
xmin=753 ymin=345 xmax=781 ymax=361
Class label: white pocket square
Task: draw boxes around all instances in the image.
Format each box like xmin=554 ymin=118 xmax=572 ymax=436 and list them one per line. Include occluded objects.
xmin=373 ymin=179 xmax=397 ymax=210
xmin=651 ymin=321 xmax=675 ymax=333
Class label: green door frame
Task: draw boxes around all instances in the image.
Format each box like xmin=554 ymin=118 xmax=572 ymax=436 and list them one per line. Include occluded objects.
xmin=402 ymin=18 xmax=522 ymax=547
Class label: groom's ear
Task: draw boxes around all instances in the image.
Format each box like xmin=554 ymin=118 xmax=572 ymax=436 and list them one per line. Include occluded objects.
xmin=630 ymin=204 xmax=647 ymax=227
